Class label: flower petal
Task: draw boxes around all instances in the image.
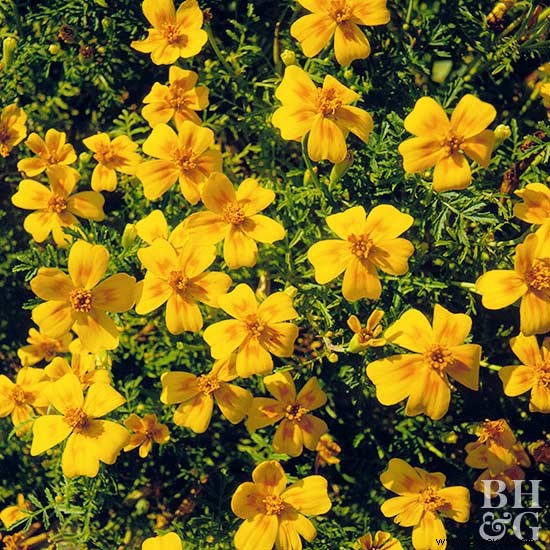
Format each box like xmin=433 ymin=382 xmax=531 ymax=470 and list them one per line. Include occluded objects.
xmin=253 ymin=460 xmax=287 ymax=494
xmin=509 ymin=333 xmax=542 ymax=366
xmin=438 ymin=486 xmax=470 ymax=522
xmin=224 ymin=227 xmax=258 ymax=268
xmin=411 ymin=512 xmax=447 ymax=550
xmin=204 ymin=319 xmax=248 ymax=358
xmin=519 ymin=290 xmax=550 ymax=336
xmin=308 ymin=240 xmax=352 ymax=284
xmin=398 ymin=136 xmax=446 ymax=174
xmin=32 ymin=301 xmax=74 ymax=339
xmin=236 ymin=337 xmax=273 ymax=377
xmin=31 ymin=415 xmax=73 ymax=455
xmin=296 ymin=377 xmax=326 ymax=410
xmin=273 ymin=419 xmax=303 ymax=456
xmin=476 ymin=270 xmax=527 ymax=309
xmin=307 ymin=116 xmax=347 ymax=163
xmin=432 ymin=153 xmax=472 ymax=192
xmin=262 ymin=322 xmax=299 ymax=357
xmin=432 ymin=304 xmax=472 ymax=346
xmin=217 ymin=284 xmax=258 ymax=320
xmin=135 ymin=276 xmax=172 ymax=314
xmin=290 ymin=13 xmax=336 ymax=58
xmin=283 ymin=475 xmax=331 ymax=515
xmin=334 ymin=105 xmax=373 ymax=143
xmin=275 ymin=65 xmax=318 ymax=107
xmin=165 ymin=293 xmax=203 ymax=333
xmin=450 ymin=94 xmax=496 ymax=140
xmin=173 ymin=393 xmax=214 ymax=433
xmin=160 ymin=371 xmax=199 ymax=404
xmin=11 ymin=179 xmax=50 ymax=209
xmin=215 ymin=382 xmax=252 ymax=424
xmin=259 ymin=293 xmax=298 ymax=323
xmin=73 ymin=309 xmax=119 ymax=352
xmin=44 ymin=373 xmax=84 ymax=414
xmin=342 ymin=257 xmax=381 ymax=301
xmin=299 ymin=414 xmax=328 ymax=450
xmin=92 ymin=274 xmax=136 ymax=312
xmin=67 ymin=192 xmax=105 ymax=221
xmin=242 ymin=214 xmax=285 ymax=243
xmin=263 ymin=371 xmax=296 ymax=403
xmin=499 ymin=365 xmax=534 ymax=397
xmin=447 ymin=344 xmax=481 ymax=390
xmin=201 ymin=172 xmax=236 ymax=213
xmin=405 ymin=368 xmax=451 ymax=420
xmin=83 ymin=383 xmax=125 ymax=418
xmin=333 ymin=22 xmax=370 ymax=66
xmin=68 ymin=241 xmax=109 ymax=290
xmin=136 ymin=160 xmax=179 ymax=201
xmin=234 ymin=514 xmax=278 ymax=550
xmin=380 ymin=458 xmax=426 ymax=495
xmin=138 ymin=238 xmax=179 ymax=276
xmin=31 ymin=268 xmax=73 ymax=301
xmin=403 ymin=97 xmax=450 ymax=139
xmin=135 ymin=210 xmax=169 ymax=244
xmin=461 ymin=129 xmax=495 ymax=167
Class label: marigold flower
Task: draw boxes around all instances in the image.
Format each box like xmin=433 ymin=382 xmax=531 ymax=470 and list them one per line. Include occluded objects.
xmin=11 ymin=166 xmax=105 ymax=247
xmin=131 ymin=0 xmax=207 ymax=65
xmin=31 ymin=373 xmax=128 ymax=477
xmin=513 ymin=183 xmax=550 ymax=225
xmin=472 ymin=461 xmax=529 ymax=496
xmin=231 ymin=460 xmax=331 ymax=550
xmin=357 ymin=531 xmax=403 ymax=550
xmin=290 ymin=0 xmax=390 ymax=66
xmin=246 ymin=371 xmax=327 ymax=457
xmin=315 ymin=433 xmax=341 ymax=468
xmin=203 ymin=284 xmax=299 ymax=377
xmin=398 ymin=94 xmax=496 ymax=192
xmin=307 ymin=205 xmax=414 ymax=301
xmin=272 ymin=66 xmax=373 ymax=163
xmin=30 ymin=240 xmax=137 ymax=352
xmin=83 ymin=133 xmax=141 ymax=192
xmin=476 ymin=223 xmax=550 ymax=336
xmin=124 ymin=413 xmax=170 ymax=458
xmin=142 ymin=532 xmax=183 ymax=550
xmin=347 ymin=309 xmax=385 ymax=352
xmin=136 ymin=121 xmax=222 ymax=203
xmin=380 ymin=458 xmax=470 ymax=550
xmin=17 ymin=327 xmax=72 ymax=366
xmin=0 ymin=103 xmax=27 ymax=157
xmin=142 ymin=66 xmax=209 ymax=129
xmin=0 ymin=367 xmax=49 ymax=435
xmin=183 ymin=173 xmax=286 ymax=268
xmin=366 ymin=304 xmax=481 ymax=420
xmin=0 ymin=494 xmax=31 ymax=529
xmin=135 ymin=238 xmax=231 ymax=333
xmin=135 ymin=209 xmax=187 ymax=249
xmin=498 ymin=333 xmax=550 ymax=413
xmin=161 ymin=355 xmax=253 ymax=433
xmin=17 ymin=129 xmax=77 ymax=178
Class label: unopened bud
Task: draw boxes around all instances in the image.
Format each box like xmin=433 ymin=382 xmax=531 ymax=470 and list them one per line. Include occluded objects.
xmin=121 ymin=223 xmax=138 ymax=250
xmin=431 ymin=59 xmax=452 ymax=83
xmin=284 ymin=286 xmax=298 ymax=298
xmin=280 ymin=49 xmax=296 ymax=66
xmin=327 ymin=352 xmax=339 ymax=363
xmin=2 ymin=37 xmax=17 ymax=68
xmin=329 ymin=152 xmax=353 ymax=184
xmin=48 ymin=43 xmax=61 ymax=55
xmin=494 ymin=123 xmax=512 ymax=140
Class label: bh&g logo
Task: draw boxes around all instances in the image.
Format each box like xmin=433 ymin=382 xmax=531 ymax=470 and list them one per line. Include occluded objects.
xmin=479 ymin=480 xmax=542 ymax=541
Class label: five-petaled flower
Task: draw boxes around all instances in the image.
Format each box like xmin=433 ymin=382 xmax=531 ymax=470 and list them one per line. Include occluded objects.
xmin=203 ymin=284 xmax=299 ymax=377
xmin=380 ymin=458 xmax=470 ymax=550
xmin=183 ymin=173 xmax=286 ymax=268
xmin=131 ymin=0 xmax=208 ymax=65
xmin=17 ymin=327 xmax=72 ymax=366
xmin=30 ymin=240 xmax=137 ymax=352
xmin=0 ymin=103 xmax=27 ymax=157
xmin=307 ymin=205 xmax=414 ymax=301
xmin=366 ymin=304 xmax=481 ymax=420
xmin=398 ymin=94 xmax=496 ymax=192
xmin=272 ymin=65 xmax=373 ymax=163
xmin=231 ymin=460 xmax=331 ymax=550
xmin=291 ymin=0 xmax=390 ymax=66
xmin=124 ymin=413 xmax=170 ymax=458
xmin=30 ymin=373 xmax=129 ymax=477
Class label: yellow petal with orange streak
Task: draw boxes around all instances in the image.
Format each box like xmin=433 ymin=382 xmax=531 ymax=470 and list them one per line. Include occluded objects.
xmin=498 ymin=365 xmax=533 ymax=397
xmin=307 ymin=239 xmax=351 ymax=284
xmin=475 ymin=269 xmax=527 ymax=309
xmin=173 ymin=393 xmax=214 ymax=433
xmin=204 ymin=319 xmax=248 ymax=358
xmin=450 ymin=94 xmax=496 ymax=140
xmin=379 ymin=458 xmax=426 ymax=495
xmin=68 ymin=240 xmax=109 ymax=290
xmin=273 ymin=418 xmax=303 ymax=456
xmin=334 ymin=22 xmax=370 ymax=66
xmin=432 ymin=153 xmax=472 ymax=192
xmin=461 ymin=129 xmax=495 ymax=167
xmin=233 ymin=514 xmax=278 ymax=550
xmin=447 ymin=344 xmax=481 ymax=390
xmin=214 ymin=382 xmax=252 ymax=424
xmin=290 ymin=13 xmax=336 ymax=58
xmin=31 ymin=415 xmax=72 ymax=455
xmin=342 ymin=257 xmax=381 ymax=301
xmin=282 ymin=475 xmax=331 ymax=515
xmin=307 ymin=115 xmax=347 ymax=163
xmin=519 ymin=289 xmax=550 ymax=336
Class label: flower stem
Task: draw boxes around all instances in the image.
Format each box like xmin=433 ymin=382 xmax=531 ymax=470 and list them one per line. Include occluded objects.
xmin=205 ymin=24 xmax=236 ymax=75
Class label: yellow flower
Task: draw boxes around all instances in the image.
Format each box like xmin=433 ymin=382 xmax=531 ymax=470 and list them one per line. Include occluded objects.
xmin=356 ymin=531 xmax=404 ymax=550
xmin=0 ymin=103 xmax=27 ymax=157
xmin=380 ymin=458 xmax=470 ymax=550
xmin=498 ymin=334 xmax=550 ymax=413
xmin=398 ymin=94 xmax=496 ymax=192
xmin=347 ymin=309 xmax=385 ymax=352
xmin=161 ymin=355 xmax=253 ymax=433
xmin=290 ymin=0 xmax=390 ymax=66
xmin=131 ymin=0 xmax=207 ymax=65
xmin=11 ymin=166 xmax=106 ymax=247
xmin=0 ymin=494 xmax=31 ymax=529
xmin=135 ymin=209 xmax=187 ymax=249
xmin=246 ymin=371 xmax=328 ymax=457
xmin=124 ymin=413 xmax=170 ymax=458
xmin=142 ymin=66 xmax=209 ymax=128
xmin=31 ymin=373 xmax=129 ymax=477
xmin=472 ymin=460 xmax=530 ymax=496
xmin=142 ymin=532 xmax=183 ymax=550
xmin=366 ymin=304 xmax=481 ymax=420
xmin=476 ymin=223 xmax=550 ymax=336
xmin=83 ymin=133 xmax=141 ymax=192
xmin=183 ymin=173 xmax=286 ymax=268
xmin=30 ymin=240 xmax=137 ymax=352
xmin=135 ymin=238 xmax=231 ymax=333
xmin=0 ymin=367 xmax=49 ymax=435
xmin=203 ymin=284 xmax=299 ymax=377
xmin=136 ymin=121 xmax=222 ymax=203
xmin=315 ymin=433 xmax=341 ymax=467
xmin=272 ymin=65 xmax=373 ymax=163
xmin=513 ymin=183 xmax=550 ymax=225
xmin=17 ymin=327 xmax=72 ymax=366
xmin=307 ymin=205 xmax=414 ymax=301
xmin=17 ymin=129 xmax=77 ymax=178
xmin=231 ymin=460 xmax=331 ymax=550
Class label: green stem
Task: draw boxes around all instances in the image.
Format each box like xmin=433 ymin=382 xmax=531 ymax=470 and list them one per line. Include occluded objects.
xmin=205 ymin=24 xmax=235 ymax=75
xmin=9 ymin=0 xmax=24 ymax=36
xmin=301 ymin=135 xmax=332 ymax=203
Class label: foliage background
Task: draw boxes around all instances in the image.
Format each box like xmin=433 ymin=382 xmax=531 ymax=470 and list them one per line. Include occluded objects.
xmin=0 ymin=0 xmax=548 ymax=548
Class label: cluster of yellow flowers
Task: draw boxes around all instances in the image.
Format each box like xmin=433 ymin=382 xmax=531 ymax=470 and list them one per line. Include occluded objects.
xmin=0 ymin=0 xmax=548 ymax=548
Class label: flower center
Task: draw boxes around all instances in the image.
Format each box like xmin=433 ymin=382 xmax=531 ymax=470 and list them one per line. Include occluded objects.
xmin=221 ymin=202 xmax=246 ymax=225
xmin=262 ymin=494 xmax=286 ymax=516
xmin=534 ymin=360 xmax=550 ymax=387
xmin=442 ymin=132 xmax=463 ymax=156
xmin=284 ymin=402 xmax=309 ymax=422
xmin=70 ymin=288 xmax=93 ymax=312
xmin=171 ymin=146 xmax=197 ymax=171
xmin=419 ymin=486 xmax=447 ymax=513
xmin=358 ymin=325 xmax=383 ymax=344
xmin=330 ymin=0 xmax=351 ymax=22
xmin=47 ymin=194 xmax=68 ymax=213
xmin=316 ymin=88 xmax=342 ymax=118
xmin=423 ymin=344 xmax=453 ymax=372
xmin=11 ymin=385 xmax=31 ymax=406
xmin=526 ymin=259 xmax=550 ymax=292
xmin=168 ymin=270 xmax=189 ymax=294
xmin=477 ymin=419 xmax=507 ymax=444
xmin=168 ymin=86 xmax=190 ymax=111
xmin=196 ymin=373 xmax=221 ymax=395
xmin=94 ymin=145 xmax=121 ymax=168
xmin=162 ymin=23 xmax=188 ymax=47
xmin=348 ymin=234 xmax=373 ymax=259
xmin=64 ymin=407 xmax=89 ymax=431
xmin=245 ymin=316 xmax=265 ymax=339
xmin=41 ymin=340 xmax=62 ymax=361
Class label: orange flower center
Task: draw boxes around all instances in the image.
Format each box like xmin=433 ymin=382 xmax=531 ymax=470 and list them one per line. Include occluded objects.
xmin=196 ymin=373 xmax=220 ymax=395
xmin=40 ymin=340 xmax=62 ymax=361
xmin=348 ymin=234 xmax=374 ymax=259
xmin=284 ymin=402 xmax=309 ymax=422
xmin=477 ymin=419 xmax=507 ymax=444
xmin=64 ymin=407 xmax=89 ymax=432
xmin=94 ymin=145 xmax=121 ymax=168
xmin=330 ymin=0 xmax=352 ymax=23
xmin=245 ymin=316 xmax=265 ymax=339
xmin=222 ymin=203 xmax=246 ymax=225
xmin=442 ymin=132 xmax=463 ymax=156
xmin=168 ymin=270 xmax=189 ymax=294
xmin=358 ymin=325 xmax=382 ymax=344
xmin=419 ymin=486 xmax=447 ymax=513
xmin=316 ymin=88 xmax=343 ymax=118
xmin=47 ymin=194 xmax=68 ymax=213
xmin=3 ymin=532 xmax=27 ymax=550
xmin=534 ymin=360 xmax=550 ymax=387
xmin=11 ymin=385 xmax=31 ymax=406
xmin=168 ymin=86 xmax=191 ymax=111
xmin=262 ymin=494 xmax=286 ymax=515
xmin=70 ymin=288 xmax=93 ymax=312
xmin=526 ymin=258 xmax=550 ymax=292
xmin=161 ymin=23 xmax=187 ymax=47
xmin=423 ymin=343 xmax=453 ymax=372
xmin=171 ymin=146 xmax=198 ymax=171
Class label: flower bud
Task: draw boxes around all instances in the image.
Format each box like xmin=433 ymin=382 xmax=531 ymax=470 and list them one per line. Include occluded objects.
xmin=48 ymin=44 xmax=61 ymax=55
xmin=327 ymin=352 xmax=338 ymax=363
xmin=494 ymin=123 xmax=512 ymax=140
xmin=2 ymin=37 xmax=17 ymax=68
xmin=431 ymin=59 xmax=453 ymax=83
xmin=284 ymin=285 xmax=298 ymax=298
xmin=121 ymin=223 xmax=138 ymax=250
xmin=280 ymin=49 xmax=296 ymax=66
xmin=329 ymin=152 xmax=354 ymax=184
